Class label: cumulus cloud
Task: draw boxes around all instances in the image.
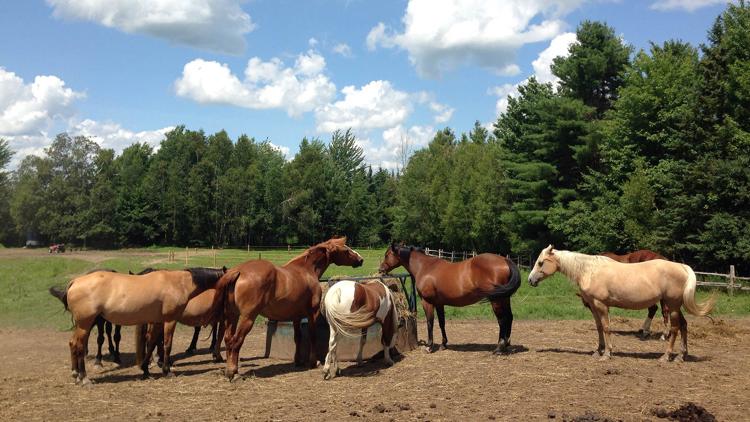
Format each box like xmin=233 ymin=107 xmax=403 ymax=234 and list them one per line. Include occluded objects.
xmin=0 ymin=67 xmax=84 ymax=136
xmin=650 ymin=0 xmax=726 ymax=12
xmin=367 ymin=0 xmax=585 ymax=77
xmin=332 ymin=43 xmax=353 ymax=57
xmin=490 ymin=32 xmax=576 ymax=115
xmin=47 ymin=0 xmax=254 ymax=54
xmin=175 ymin=51 xmax=337 ymax=117
xmin=355 ymin=125 xmax=435 ymax=170
xmin=315 ymin=80 xmax=413 ymax=132
xmin=72 ymin=119 xmax=174 ymax=151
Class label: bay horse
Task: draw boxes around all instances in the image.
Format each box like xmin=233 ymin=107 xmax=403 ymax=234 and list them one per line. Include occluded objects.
xmin=55 ymin=267 xmax=225 ymax=385
xmin=49 ymin=269 xmax=122 ymax=366
xmin=528 ymin=245 xmax=715 ymax=361
xmin=378 ymin=244 xmax=521 ymax=354
xmin=600 ymin=250 xmax=669 ymax=339
xmin=206 ymin=237 xmax=364 ymax=381
xmin=322 ymin=279 xmax=400 ymax=380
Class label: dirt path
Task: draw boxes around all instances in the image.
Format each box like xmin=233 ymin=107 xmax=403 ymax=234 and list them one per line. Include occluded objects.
xmin=0 ymin=317 xmax=747 ymax=421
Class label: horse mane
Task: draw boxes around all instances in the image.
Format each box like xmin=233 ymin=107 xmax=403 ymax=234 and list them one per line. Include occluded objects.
xmin=136 ymin=267 xmax=158 ymax=275
xmin=186 ymin=267 xmax=226 ymax=289
xmin=554 ymin=251 xmax=613 ymax=283
xmin=85 ymin=268 xmax=117 ymax=274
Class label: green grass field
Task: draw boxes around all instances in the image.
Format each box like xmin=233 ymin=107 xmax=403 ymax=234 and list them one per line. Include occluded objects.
xmin=0 ymin=246 xmax=747 ymax=329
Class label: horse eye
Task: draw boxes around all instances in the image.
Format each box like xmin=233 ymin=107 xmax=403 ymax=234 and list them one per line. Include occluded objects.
xmin=537 ymin=261 xmax=542 ymax=267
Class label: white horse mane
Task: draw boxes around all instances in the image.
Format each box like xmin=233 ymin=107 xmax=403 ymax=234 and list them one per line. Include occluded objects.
xmin=553 ymin=250 xmax=613 ymax=285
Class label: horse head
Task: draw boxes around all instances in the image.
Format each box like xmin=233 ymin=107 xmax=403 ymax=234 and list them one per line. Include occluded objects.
xmin=378 ymin=242 xmax=410 ymax=274
xmin=528 ymin=244 xmax=559 ymax=286
xmin=311 ymin=237 xmax=364 ymax=269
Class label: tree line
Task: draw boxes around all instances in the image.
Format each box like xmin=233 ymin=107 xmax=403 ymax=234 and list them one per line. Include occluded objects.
xmin=0 ymin=4 xmax=748 ymax=272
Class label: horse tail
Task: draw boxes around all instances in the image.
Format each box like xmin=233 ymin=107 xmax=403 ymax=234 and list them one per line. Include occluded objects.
xmin=205 ymin=270 xmax=241 ymax=325
xmin=323 ymin=281 xmax=376 ymax=338
xmin=681 ymin=264 xmax=716 ymax=316
xmin=486 ymin=257 xmax=522 ymax=301
xmin=48 ymin=286 xmax=69 ymax=310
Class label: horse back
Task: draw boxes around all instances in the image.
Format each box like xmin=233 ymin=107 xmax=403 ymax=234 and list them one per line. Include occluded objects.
xmin=418 ymin=253 xmax=511 ymax=306
xmin=352 ymin=281 xmax=390 ymax=320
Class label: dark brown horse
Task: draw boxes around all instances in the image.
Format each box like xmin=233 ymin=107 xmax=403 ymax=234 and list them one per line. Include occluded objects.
xmin=207 ymin=237 xmax=364 ymax=381
xmin=55 ymin=267 xmax=225 ymax=385
xmin=378 ymin=244 xmax=521 ymax=354
xmin=600 ymin=250 xmax=669 ymax=339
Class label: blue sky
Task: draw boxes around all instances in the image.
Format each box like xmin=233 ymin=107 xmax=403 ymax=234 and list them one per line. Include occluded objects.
xmin=0 ymin=0 xmax=730 ymax=168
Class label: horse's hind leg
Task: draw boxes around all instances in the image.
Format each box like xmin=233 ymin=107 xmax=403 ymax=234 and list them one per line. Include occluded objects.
xmin=323 ymin=325 xmax=339 ymax=380
xmin=212 ymin=320 xmax=225 ymax=363
xmin=186 ymin=326 xmax=200 ymax=355
xmin=659 ymin=310 xmax=681 ymax=362
xmin=94 ymin=317 xmax=105 ymax=367
xmin=226 ymin=313 xmax=257 ymax=381
xmin=140 ymin=323 xmax=163 ymax=379
xmin=161 ymin=321 xmax=178 ymax=377
xmin=70 ymin=319 xmax=95 ymax=386
xmin=491 ymin=298 xmax=513 ymax=354
xmin=675 ymin=311 xmax=688 ymax=362
xmin=112 ymin=325 xmax=121 ymax=364
xmin=435 ymin=305 xmax=448 ymax=350
xmin=104 ymin=320 xmax=116 ymax=359
xmin=421 ymin=299 xmax=436 ymax=353
xmin=356 ymin=327 xmax=367 ymax=366
xmin=640 ymin=305 xmax=657 ymax=340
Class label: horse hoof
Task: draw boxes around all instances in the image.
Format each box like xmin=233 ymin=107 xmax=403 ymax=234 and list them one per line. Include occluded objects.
xmin=79 ymin=377 xmax=93 ymax=387
xmin=230 ymin=374 xmax=242 ymax=383
xmin=658 ymin=354 xmax=671 ymax=363
xmin=213 ymin=357 xmax=225 ymax=363
xmin=185 ymin=349 xmax=195 ymax=356
xmin=438 ymin=344 xmax=447 ymax=351
xmin=598 ymin=355 xmax=611 ymax=362
xmin=71 ymin=370 xmax=79 ymax=379
xmin=422 ymin=346 xmax=434 ymax=354
xmin=163 ymin=371 xmax=175 ymax=378
xmin=384 ymin=359 xmax=394 ymax=367
xmin=660 ymin=334 xmax=667 ymax=341
xmin=674 ymin=354 xmax=686 ymax=363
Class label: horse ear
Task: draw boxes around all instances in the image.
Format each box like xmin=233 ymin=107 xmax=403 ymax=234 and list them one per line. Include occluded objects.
xmin=222 ymin=266 xmax=227 ymax=273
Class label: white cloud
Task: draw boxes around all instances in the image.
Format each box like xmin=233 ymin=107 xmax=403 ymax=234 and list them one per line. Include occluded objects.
xmin=355 ymin=125 xmax=435 ymax=170
xmin=0 ymin=67 xmax=84 ymax=136
xmin=490 ymin=32 xmax=576 ymax=115
xmin=650 ymin=0 xmax=726 ymax=12
xmin=175 ymin=51 xmax=337 ymax=116
xmin=332 ymin=43 xmax=353 ymax=57
xmin=72 ymin=119 xmax=174 ymax=151
xmin=47 ymin=0 xmax=254 ymax=54
xmin=315 ymin=80 xmax=412 ymax=132
xmin=367 ymin=0 xmax=585 ymax=77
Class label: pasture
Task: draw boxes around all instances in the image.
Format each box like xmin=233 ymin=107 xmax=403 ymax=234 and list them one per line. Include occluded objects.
xmin=1 ymin=247 xmax=749 ymax=420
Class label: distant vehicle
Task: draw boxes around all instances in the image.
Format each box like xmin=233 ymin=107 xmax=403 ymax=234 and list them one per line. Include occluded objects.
xmin=49 ymin=243 xmax=66 ymax=253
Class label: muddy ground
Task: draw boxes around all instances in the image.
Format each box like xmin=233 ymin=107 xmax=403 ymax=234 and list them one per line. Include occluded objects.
xmin=0 ymin=317 xmax=747 ymax=421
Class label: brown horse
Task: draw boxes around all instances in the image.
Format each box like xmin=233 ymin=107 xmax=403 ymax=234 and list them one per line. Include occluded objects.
xmin=207 ymin=237 xmax=364 ymax=381
xmin=600 ymin=250 xmax=669 ymax=339
xmin=322 ymin=279 xmax=400 ymax=379
xmin=529 ymin=246 xmax=715 ymax=361
xmin=56 ymin=267 xmax=225 ymax=385
xmin=378 ymin=244 xmax=521 ymax=354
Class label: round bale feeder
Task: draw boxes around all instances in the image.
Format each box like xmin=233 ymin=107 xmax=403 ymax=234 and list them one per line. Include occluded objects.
xmin=263 ymin=274 xmax=419 ymax=362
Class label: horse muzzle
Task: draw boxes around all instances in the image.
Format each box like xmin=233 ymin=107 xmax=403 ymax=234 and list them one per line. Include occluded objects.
xmin=528 ymin=274 xmax=540 ymax=287
xmin=353 ymin=259 xmax=364 ymax=268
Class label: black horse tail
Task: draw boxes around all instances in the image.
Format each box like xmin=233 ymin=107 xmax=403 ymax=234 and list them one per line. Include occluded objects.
xmin=205 ymin=270 xmax=242 ymax=325
xmin=486 ymin=257 xmax=521 ymax=301
xmin=49 ymin=286 xmax=69 ymax=310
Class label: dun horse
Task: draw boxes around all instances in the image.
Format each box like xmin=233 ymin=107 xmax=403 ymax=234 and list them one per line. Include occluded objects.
xmin=322 ymin=279 xmax=400 ymax=380
xmin=54 ymin=267 xmax=225 ymax=385
xmin=528 ymin=245 xmax=715 ymax=361
xmin=600 ymin=250 xmax=669 ymax=339
xmin=207 ymin=237 xmax=364 ymax=381
xmin=378 ymin=244 xmax=521 ymax=354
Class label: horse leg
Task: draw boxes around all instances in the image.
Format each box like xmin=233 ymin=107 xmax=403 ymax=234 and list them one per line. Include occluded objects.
xmin=660 ymin=310 xmax=681 ymax=362
xmin=356 ymin=327 xmax=367 ymax=366
xmin=226 ymin=313 xmax=257 ymax=381
xmin=186 ymin=326 xmax=200 ymax=355
xmin=94 ymin=317 xmax=105 ymax=368
xmin=264 ymin=320 xmax=277 ymax=358
xmin=435 ymin=305 xmax=448 ymax=350
xmin=381 ymin=311 xmax=396 ymax=366
xmin=69 ymin=318 xmax=94 ymax=382
xmin=112 ymin=325 xmax=122 ymax=365
xmin=491 ymin=297 xmax=513 ymax=354
xmin=293 ymin=319 xmax=304 ymax=366
xmin=161 ymin=321 xmax=178 ymax=377
xmin=140 ymin=323 xmax=163 ymax=379
xmin=660 ymin=301 xmax=670 ymax=341
xmin=640 ymin=305 xmax=657 ymax=340
xmin=675 ymin=310 xmax=688 ymax=362
xmin=307 ymin=308 xmax=320 ymax=368
xmin=591 ymin=300 xmax=612 ymax=360
xmin=104 ymin=320 xmax=115 ymax=359
xmin=323 ymin=324 xmax=338 ymax=380
xmin=212 ymin=320 xmax=225 ymax=363
xmin=223 ymin=310 xmax=239 ymax=373
xmin=422 ymin=299 xmax=436 ymax=353
xmin=586 ymin=300 xmax=605 ymax=357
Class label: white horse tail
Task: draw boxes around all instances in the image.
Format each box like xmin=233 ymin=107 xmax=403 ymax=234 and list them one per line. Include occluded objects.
xmin=323 ymin=281 xmax=376 ymax=338
xmin=681 ymin=264 xmax=716 ymax=316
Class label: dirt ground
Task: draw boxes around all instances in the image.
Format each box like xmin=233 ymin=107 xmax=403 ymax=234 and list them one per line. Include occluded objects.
xmin=1 ymin=317 xmax=748 ymax=421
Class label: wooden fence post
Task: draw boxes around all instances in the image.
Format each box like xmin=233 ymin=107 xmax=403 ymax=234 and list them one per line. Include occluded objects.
xmin=185 ymin=246 xmax=188 ymax=266
xmin=212 ymin=245 xmax=216 ymax=267
xmin=729 ymin=265 xmax=736 ymax=296
xmin=450 ymin=251 xmax=455 ymax=262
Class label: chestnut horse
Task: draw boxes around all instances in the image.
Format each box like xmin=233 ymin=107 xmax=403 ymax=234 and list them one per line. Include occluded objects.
xmin=378 ymin=244 xmax=521 ymax=354
xmin=528 ymin=246 xmax=715 ymax=361
xmin=322 ymin=279 xmax=400 ymax=379
xmin=207 ymin=237 xmax=364 ymax=381
xmin=600 ymin=250 xmax=669 ymax=339
xmin=56 ymin=267 xmax=225 ymax=385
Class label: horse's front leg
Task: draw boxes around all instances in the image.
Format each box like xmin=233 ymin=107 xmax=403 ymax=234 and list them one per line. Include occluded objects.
xmin=161 ymin=321 xmax=178 ymax=377
xmin=586 ymin=299 xmax=605 ymax=357
xmin=640 ymin=305 xmax=657 ymax=340
xmin=94 ymin=317 xmax=105 ymax=368
xmin=140 ymin=323 xmax=163 ymax=379
xmin=435 ymin=305 xmax=448 ymax=350
xmin=422 ymin=299 xmax=435 ymax=353
xmin=113 ymin=324 xmax=122 ymax=364
xmin=293 ymin=319 xmax=304 ymax=366
xmin=591 ymin=300 xmax=612 ymax=360
xmin=307 ymin=309 xmax=320 ymax=368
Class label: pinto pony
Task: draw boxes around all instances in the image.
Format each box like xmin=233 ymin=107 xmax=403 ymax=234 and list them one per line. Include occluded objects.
xmin=207 ymin=237 xmax=364 ymax=381
xmin=528 ymin=245 xmax=715 ymax=362
xmin=378 ymin=244 xmax=521 ymax=354
xmin=322 ymin=280 xmax=400 ymax=380
xmin=600 ymin=250 xmax=669 ymax=339
xmin=55 ymin=267 xmax=225 ymax=385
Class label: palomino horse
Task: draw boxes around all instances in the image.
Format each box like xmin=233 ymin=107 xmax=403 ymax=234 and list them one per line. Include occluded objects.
xmin=378 ymin=244 xmax=521 ymax=354
xmin=600 ymin=250 xmax=669 ymax=339
xmin=56 ymin=267 xmax=225 ymax=385
xmin=207 ymin=237 xmax=364 ymax=381
xmin=322 ymin=279 xmax=400 ymax=380
xmin=49 ymin=269 xmax=122 ymax=367
xmin=528 ymin=245 xmax=715 ymax=361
